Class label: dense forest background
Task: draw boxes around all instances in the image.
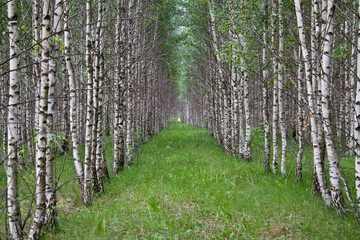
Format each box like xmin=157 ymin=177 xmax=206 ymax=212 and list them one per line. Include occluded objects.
xmin=1 ymin=0 xmax=360 ymax=239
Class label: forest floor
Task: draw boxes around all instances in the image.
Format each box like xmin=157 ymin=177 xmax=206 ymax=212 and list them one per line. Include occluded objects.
xmin=45 ymin=122 xmax=360 ymax=239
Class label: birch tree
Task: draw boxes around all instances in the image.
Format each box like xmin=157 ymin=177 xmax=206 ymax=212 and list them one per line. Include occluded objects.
xmin=320 ymin=0 xmax=345 ymax=210
xmin=278 ymin=0 xmax=287 ymax=176
xmin=7 ymin=0 xmax=23 ymax=238
xmin=355 ymin=0 xmax=360 ymax=210
xmin=295 ymin=48 xmax=304 ymax=181
xmin=271 ymin=0 xmax=279 ymax=173
xmin=45 ymin=0 xmax=63 ymax=227
xmin=229 ymin=1 xmax=239 ymax=157
xmin=84 ymin=0 xmax=94 ymax=205
xmin=114 ymin=0 xmax=126 ymax=174
xmin=28 ymin=0 xmax=51 ymax=238
xmin=239 ymin=32 xmax=252 ymax=162
xmin=262 ymin=0 xmax=271 ymax=171
xmin=125 ymin=0 xmax=136 ymax=166
xmin=64 ymin=0 xmax=84 ymax=190
xmin=294 ymin=0 xmax=331 ymax=205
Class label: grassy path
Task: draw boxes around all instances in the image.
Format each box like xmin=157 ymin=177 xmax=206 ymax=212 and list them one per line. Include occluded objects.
xmin=50 ymin=123 xmax=359 ymax=239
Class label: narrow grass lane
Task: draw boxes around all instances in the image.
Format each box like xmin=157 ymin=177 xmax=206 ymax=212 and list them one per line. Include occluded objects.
xmin=50 ymin=123 xmax=359 ymax=239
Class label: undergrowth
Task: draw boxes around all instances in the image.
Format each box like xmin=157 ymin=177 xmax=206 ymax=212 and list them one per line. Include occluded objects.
xmin=39 ymin=122 xmax=359 ymax=239
xmin=1 ymin=122 xmax=358 ymax=239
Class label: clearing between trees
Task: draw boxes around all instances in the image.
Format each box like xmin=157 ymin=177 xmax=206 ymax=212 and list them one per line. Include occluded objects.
xmin=48 ymin=123 xmax=358 ymax=239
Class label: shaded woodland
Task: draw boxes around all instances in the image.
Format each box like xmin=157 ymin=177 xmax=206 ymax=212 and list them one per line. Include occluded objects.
xmin=1 ymin=0 xmax=360 ymax=239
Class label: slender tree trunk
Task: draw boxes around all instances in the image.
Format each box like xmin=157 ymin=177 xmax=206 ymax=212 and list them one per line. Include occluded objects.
xmin=320 ymin=0 xmax=345 ymax=211
xmin=45 ymin=0 xmax=62 ymax=227
xmin=295 ymin=48 xmax=304 ymax=181
xmin=240 ymin=32 xmax=252 ymax=161
xmin=295 ymin=0 xmax=331 ymax=205
xmin=33 ymin=0 xmax=41 ymax=143
xmin=7 ymin=1 xmax=23 ymax=238
xmin=125 ymin=0 xmax=136 ymax=166
xmin=95 ymin=0 xmax=106 ymax=191
xmin=237 ymin=69 xmax=245 ymax=157
xmin=91 ymin=0 xmax=102 ymax=194
xmin=27 ymin=91 xmax=35 ymax=166
xmin=113 ymin=0 xmax=126 ymax=174
xmin=64 ymin=0 xmax=84 ymax=192
xmin=271 ymin=0 xmax=279 ymax=173
xmin=28 ymin=0 xmax=51 ymax=238
xmin=278 ymin=0 xmax=287 ymax=176
xmin=349 ymin=13 xmax=357 ymax=156
xmin=209 ymin=0 xmax=228 ymax=151
xmin=229 ymin=3 xmax=239 ymax=156
xmin=355 ymin=0 xmax=360 ymax=210
xmin=84 ymin=0 xmax=94 ymax=206
xmin=262 ymin=0 xmax=271 ymax=171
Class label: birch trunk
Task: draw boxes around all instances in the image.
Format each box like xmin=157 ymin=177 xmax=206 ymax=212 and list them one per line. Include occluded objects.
xmin=349 ymin=13 xmax=356 ymax=156
xmin=84 ymin=0 xmax=94 ymax=205
xmin=95 ymin=0 xmax=106 ymax=190
xmin=311 ymin=0 xmax=324 ymax=195
xmin=229 ymin=5 xmax=239 ymax=156
xmin=278 ymin=0 xmax=287 ymax=176
xmin=26 ymin=90 xmax=35 ymax=166
xmin=262 ymin=0 xmax=271 ymax=171
xmin=33 ymin=0 xmax=41 ymax=141
xmin=209 ymin=0 xmax=227 ymax=150
xmin=125 ymin=0 xmax=136 ymax=166
xmin=45 ymin=0 xmax=62 ymax=227
xmin=238 ymin=69 xmax=245 ymax=157
xmin=320 ymin=0 xmax=345 ymax=211
xmin=7 ymin=1 xmax=23 ymax=238
xmin=295 ymin=0 xmax=331 ymax=205
xmin=113 ymin=0 xmax=121 ymax=171
xmin=239 ymin=32 xmax=252 ymax=161
xmin=64 ymin=0 xmax=84 ymax=190
xmin=91 ymin=0 xmax=102 ymax=194
xmin=354 ymin=0 xmax=360 ymax=210
xmin=28 ymin=0 xmax=51 ymax=238
xmin=271 ymin=0 xmax=279 ymax=173
xmin=295 ymin=48 xmax=304 ymax=181
xmin=113 ymin=0 xmax=126 ymax=174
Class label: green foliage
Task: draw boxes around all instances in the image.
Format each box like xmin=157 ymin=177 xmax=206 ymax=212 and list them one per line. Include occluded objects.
xmin=331 ymin=43 xmax=350 ymax=60
xmin=155 ymin=0 xmax=210 ymax=101
xmin=50 ymin=35 xmax=64 ymax=51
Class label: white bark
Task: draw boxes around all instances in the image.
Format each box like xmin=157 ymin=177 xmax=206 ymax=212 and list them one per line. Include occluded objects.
xmin=64 ymin=0 xmax=84 ymax=189
xmin=278 ymin=0 xmax=287 ymax=176
xmin=125 ymin=0 xmax=136 ymax=166
xmin=7 ymin=1 xmax=23 ymax=238
xmin=91 ymin=0 xmax=102 ymax=193
xmin=271 ymin=0 xmax=279 ymax=173
xmin=262 ymin=0 xmax=271 ymax=171
xmin=239 ymin=32 xmax=251 ymax=161
xmin=320 ymin=0 xmax=345 ymax=210
xmin=95 ymin=0 xmax=106 ymax=191
xmin=229 ymin=3 xmax=239 ymax=156
xmin=209 ymin=0 xmax=228 ymax=150
xmin=84 ymin=0 xmax=94 ymax=205
xmin=355 ymin=0 xmax=360 ymax=210
xmin=295 ymin=0 xmax=331 ymax=205
xmin=28 ymin=0 xmax=51 ymax=238
xmin=33 ymin=0 xmax=41 ymax=139
xmin=113 ymin=0 xmax=126 ymax=174
xmin=349 ymin=14 xmax=357 ymax=155
xmin=295 ymin=48 xmax=304 ymax=181
xmin=45 ymin=0 xmax=62 ymax=227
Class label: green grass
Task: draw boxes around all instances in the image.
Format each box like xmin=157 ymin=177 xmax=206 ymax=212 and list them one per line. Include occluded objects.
xmin=40 ymin=122 xmax=359 ymax=239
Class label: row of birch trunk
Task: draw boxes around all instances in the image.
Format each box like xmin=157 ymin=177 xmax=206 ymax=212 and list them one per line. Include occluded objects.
xmin=1 ymin=0 xmax=174 ymax=239
xmin=182 ymin=0 xmax=360 ymax=217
